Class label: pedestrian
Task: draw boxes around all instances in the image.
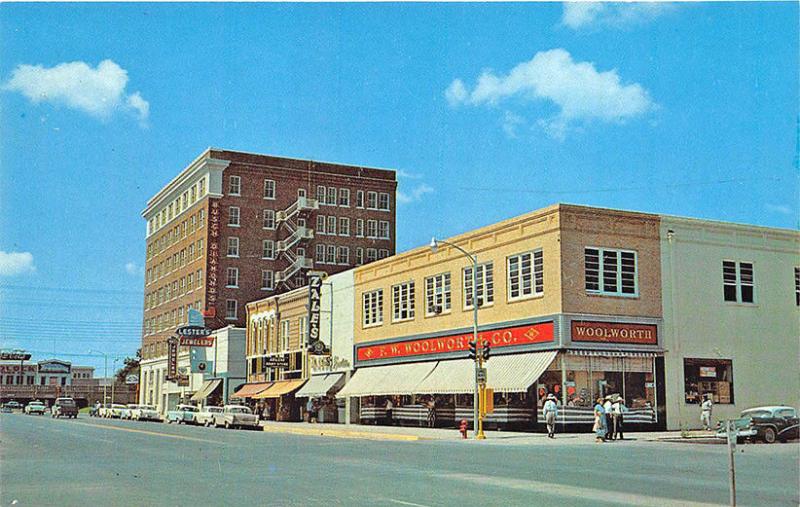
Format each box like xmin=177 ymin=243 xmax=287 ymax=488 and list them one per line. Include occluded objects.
xmin=426 ymin=397 xmax=436 ymax=428
xmin=385 ymin=397 xmax=394 ymax=426
xmin=543 ymin=394 xmax=558 ymax=438
xmin=700 ymin=394 xmax=713 ymax=430
xmin=593 ymin=397 xmax=606 ymax=443
xmin=603 ymin=396 xmax=614 ymax=441
xmin=613 ymin=397 xmax=626 ymax=440
xmin=306 ymin=398 xmax=315 ymax=424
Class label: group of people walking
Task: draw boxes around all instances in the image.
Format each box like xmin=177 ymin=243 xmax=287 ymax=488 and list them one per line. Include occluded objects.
xmin=593 ymin=394 xmax=627 ymax=443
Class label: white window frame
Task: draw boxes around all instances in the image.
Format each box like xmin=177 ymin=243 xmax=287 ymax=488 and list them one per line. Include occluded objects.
xmin=226 ymin=267 xmax=239 ymax=288
xmin=229 ymin=175 xmax=241 ymax=196
xmin=263 ymin=179 xmax=276 ymax=200
xmin=379 ymin=221 xmax=390 ymax=239
xmin=338 ymin=217 xmax=350 ymax=236
xmin=280 ymin=320 xmax=291 ymax=351
xmin=225 ymin=299 xmax=238 ymax=320
xmin=228 ymin=206 xmax=240 ymax=227
xmin=316 ymin=215 xmax=326 ymax=235
xmin=584 ymin=247 xmax=638 ymax=297
xmin=367 ymin=220 xmax=378 ymax=239
xmin=261 ymin=270 xmax=274 ymax=290
xmin=227 ymin=237 xmax=239 ymax=258
xmin=356 ymin=190 xmax=365 ymax=208
xmin=262 ymin=240 xmax=275 ymax=260
xmin=263 ymin=209 xmax=275 ymax=230
xmin=327 ymin=187 xmax=337 ymax=206
xmin=355 ymin=219 xmax=364 ymax=238
xmin=327 ymin=216 xmax=337 ymax=235
xmin=379 ymin=192 xmax=390 ymax=211
xmin=326 ymin=245 xmax=337 ymax=264
xmin=425 ymin=273 xmax=451 ymax=316
xmin=723 ymin=260 xmax=755 ymax=304
xmin=464 ymin=262 xmax=494 ymax=310
xmin=315 ymin=244 xmax=326 ymax=264
xmin=356 ymin=248 xmax=364 ymax=266
xmin=316 ymin=185 xmax=327 ymax=205
xmin=337 ymin=246 xmax=350 ymax=265
xmin=367 ymin=191 xmax=378 ymax=209
xmin=507 ymin=249 xmax=544 ymax=301
xmin=298 ymin=316 xmax=308 ymax=347
xmin=338 ymin=188 xmax=350 ymax=207
xmin=366 ymin=248 xmax=377 ymax=262
xmin=392 ymin=281 xmax=416 ymax=322
xmin=362 ymin=289 xmax=383 ymax=327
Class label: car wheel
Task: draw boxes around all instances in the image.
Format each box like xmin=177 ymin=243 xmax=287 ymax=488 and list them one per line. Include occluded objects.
xmin=763 ymin=427 xmax=777 ymax=444
xmin=224 ymin=421 xmax=231 ymax=429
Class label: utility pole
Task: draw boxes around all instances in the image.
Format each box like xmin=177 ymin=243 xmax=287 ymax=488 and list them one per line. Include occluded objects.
xmin=726 ymin=419 xmax=737 ymax=506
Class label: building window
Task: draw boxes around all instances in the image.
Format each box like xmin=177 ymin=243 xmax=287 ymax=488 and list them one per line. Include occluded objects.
xmin=316 ymin=215 xmax=326 ymax=235
xmin=264 ymin=179 xmax=276 ymax=200
xmin=795 ymin=267 xmax=800 ymax=306
xmin=299 ymin=316 xmax=308 ymax=346
xmin=281 ymin=320 xmax=291 ymax=351
xmin=225 ymin=299 xmax=238 ymax=320
xmin=339 ymin=188 xmax=350 ymax=207
xmin=226 ymin=267 xmax=239 ymax=288
xmin=327 ymin=187 xmax=337 ymax=206
xmin=262 ymin=240 xmax=275 ymax=260
xmin=339 ymin=217 xmax=350 ymax=236
xmin=684 ymin=358 xmax=734 ymax=404
xmin=367 ymin=220 xmax=378 ymax=238
xmin=507 ymin=250 xmax=543 ymax=300
xmin=585 ymin=247 xmax=637 ymax=297
xmin=326 ymin=216 xmax=337 ymax=235
xmin=228 ymin=206 xmax=240 ymax=227
xmin=326 ymin=245 xmax=336 ymax=264
xmin=298 ymin=188 xmax=306 ymax=198
xmin=464 ymin=262 xmax=494 ymax=309
xmin=337 ymin=246 xmax=350 ymax=265
xmin=261 ymin=270 xmax=274 ymax=290
xmin=425 ymin=273 xmax=451 ymax=316
xmin=191 ymin=186 xmax=197 ymax=203
xmin=723 ymin=261 xmax=755 ymax=304
xmin=263 ymin=210 xmax=275 ymax=230
xmin=199 ymin=178 xmax=206 ymax=195
xmin=356 ymin=190 xmax=365 ymax=208
xmin=355 ymin=219 xmax=364 ymax=238
xmin=363 ymin=289 xmax=383 ymax=327
xmin=187 ymin=273 xmax=194 ymax=290
xmin=366 ymin=248 xmax=377 ymax=262
xmin=379 ymin=192 xmax=390 ymax=211
xmin=392 ymin=281 xmax=415 ymax=322
xmin=196 ymin=269 xmax=203 ymax=286
xmin=365 ymin=191 xmax=377 ymax=209
xmin=316 ymin=185 xmax=326 ymax=204
xmin=356 ymin=248 xmax=364 ymax=265
xmin=378 ymin=249 xmax=389 ymax=259
xmin=378 ymin=221 xmax=390 ymax=239
xmin=315 ymin=244 xmax=326 ymax=264
xmin=227 ymin=237 xmax=239 ymax=257
xmin=229 ymin=175 xmax=241 ymax=196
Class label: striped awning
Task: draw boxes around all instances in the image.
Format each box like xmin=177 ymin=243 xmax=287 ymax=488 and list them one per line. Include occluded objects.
xmin=190 ymin=379 xmax=222 ymax=402
xmin=485 ymin=350 xmax=559 ymax=393
xmin=295 ymin=373 xmax=345 ymax=399
xmin=252 ymin=379 xmax=306 ymax=399
xmin=336 ymin=362 xmax=437 ymax=398
xmin=230 ymin=382 xmax=273 ymax=399
xmin=568 ymin=349 xmax=660 ymax=358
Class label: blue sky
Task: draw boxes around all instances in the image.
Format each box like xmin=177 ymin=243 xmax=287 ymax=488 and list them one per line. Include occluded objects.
xmin=0 ymin=2 xmax=797 ymax=373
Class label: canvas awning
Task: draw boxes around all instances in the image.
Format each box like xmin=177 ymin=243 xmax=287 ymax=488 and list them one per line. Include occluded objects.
xmin=295 ymin=373 xmax=346 ymax=399
xmin=252 ymin=379 xmax=307 ymax=399
xmin=190 ymin=379 xmax=222 ymax=401
xmin=336 ymin=362 xmax=437 ymax=398
xmin=230 ymin=382 xmax=273 ymax=399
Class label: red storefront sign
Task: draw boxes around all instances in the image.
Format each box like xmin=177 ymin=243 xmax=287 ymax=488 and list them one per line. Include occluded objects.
xmin=357 ymin=322 xmax=554 ymax=363
xmin=571 ymin=321 xmax=657 ymax=345
xmin=206 ymin=199 xmax=220 ymax=309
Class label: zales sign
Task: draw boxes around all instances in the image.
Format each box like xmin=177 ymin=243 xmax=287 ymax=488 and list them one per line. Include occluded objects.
xmin=571 ymin=321 xmax=657 ymax=345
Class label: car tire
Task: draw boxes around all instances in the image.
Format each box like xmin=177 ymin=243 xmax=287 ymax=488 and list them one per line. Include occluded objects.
xmin=763 ymin=427 xmax=777 ymax=444
xmin=224 ymin=421 xmax=231 ymax=429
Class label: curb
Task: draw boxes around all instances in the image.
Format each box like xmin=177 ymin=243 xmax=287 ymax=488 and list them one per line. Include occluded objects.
xmin=260 ymin=424 xmax=423 ymax=442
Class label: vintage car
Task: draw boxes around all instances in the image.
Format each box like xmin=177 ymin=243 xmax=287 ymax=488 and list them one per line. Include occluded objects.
xmin=4 ymin=401 xmax=22 ymax=411
xmin=105 ymin=403 xmax=128 ymax=419
xmin=24 ymin=401 xmax=47 ymax=415
xmin=165 ymin=404 xmax=198 ymax=424
xmin=51 ymin=398 xmax=78 ymax=419
xmin=716 ymin=406 xmax=799 ymax=443
xmin=131 ymin=405 xmax=161 ymax=422
xmin=195 ymin=406 xmax=224 ymax=427
xmin=120 ymin=404 xmax=137 ymax=419
xmin=212 ymin=405 xmax=260 ymax=430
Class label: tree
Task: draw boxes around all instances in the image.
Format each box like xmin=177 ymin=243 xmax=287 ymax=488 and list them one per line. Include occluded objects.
xmin=115 ymin=348 xmax=141 ymax=384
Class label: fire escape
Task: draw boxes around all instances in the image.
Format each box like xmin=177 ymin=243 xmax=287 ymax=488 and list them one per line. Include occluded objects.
xmin=275 ymin=196 xmax=318 ymax=288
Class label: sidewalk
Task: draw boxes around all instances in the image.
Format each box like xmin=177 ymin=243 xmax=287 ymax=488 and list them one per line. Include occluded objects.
xmin=258 ymin=420 xmax=720 ymax=444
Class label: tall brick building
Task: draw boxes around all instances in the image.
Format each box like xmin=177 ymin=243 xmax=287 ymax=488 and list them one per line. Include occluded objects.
xmin=140 ymin=148 xmax=397 ymax=361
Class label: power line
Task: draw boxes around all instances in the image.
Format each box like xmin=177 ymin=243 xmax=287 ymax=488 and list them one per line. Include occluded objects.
xmin=0 ymin=285 xmax=143 ymax=295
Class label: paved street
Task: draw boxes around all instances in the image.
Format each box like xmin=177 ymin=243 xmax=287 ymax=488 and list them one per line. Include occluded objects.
xmin=1 ymin=413 xmax=798 ymax=506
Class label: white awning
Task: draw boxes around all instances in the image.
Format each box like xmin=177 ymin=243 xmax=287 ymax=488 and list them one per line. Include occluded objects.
xmin=336 ymin=362 xmax=437 ymax=398
xmin=295 ymin=373 xmax=346 ymax=398
xmin=190 ymin=378 xmax=222 ymax=401
xmin=414 ymin=350 xmax=559 ymax=394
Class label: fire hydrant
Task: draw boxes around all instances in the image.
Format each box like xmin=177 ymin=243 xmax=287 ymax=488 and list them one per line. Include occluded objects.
xmin=459 ymin=419 xmax=468 ymax=439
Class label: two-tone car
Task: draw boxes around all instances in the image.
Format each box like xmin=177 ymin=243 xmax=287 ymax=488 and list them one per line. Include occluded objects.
xmin=212 ymin=405 xmax=260 ymax=430
xmin=716 ymin=406 xmax=799 ymax=443
xmin=24 ymin=401 xmax=47 ymax=415
xmin=51 ymin=398 xmax=78 ymax=419
xmin=165 ymin=404 xmax=199 ymax=424
xmin=131 ymin=404 xmax=161 ymax=422
xmin=4 ymin=401 xmax=22 ymax=412
xmin=119 ymin=404 xmax=137 ymax=419
xmin=104 ymin=403 xmax=128 ymax=419
xmin=195 ymin=406 xmax=224 ymax=427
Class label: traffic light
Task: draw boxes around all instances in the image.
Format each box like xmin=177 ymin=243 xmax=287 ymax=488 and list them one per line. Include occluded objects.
xmin=482 ymin=340 xmax=491 ymax=361
xmin=468 ymin=340 xmax=477 ymax=360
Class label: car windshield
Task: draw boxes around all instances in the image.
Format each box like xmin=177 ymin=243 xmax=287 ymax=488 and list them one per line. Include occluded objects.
xmin=111 ymin=404 xmax=126 ymax=409
xmin=741 ymin=409 xmax=771 ymax=418
xmin=208 ymin=407 xmax=222 ymax=413
xmin=140 ymin=406 xmax=156 ymax=411
xmin=228 ymin=407 xmax=251 ymax=414
xmin=58 ymin=400 xmax=76 ymax=406
xmin=29 ymin=402 xmax=44 ymax=406
xmin=181 ymin=406 xmax=198 ymax=412
xmin=127 ymin=405 xmax=139 ymax=409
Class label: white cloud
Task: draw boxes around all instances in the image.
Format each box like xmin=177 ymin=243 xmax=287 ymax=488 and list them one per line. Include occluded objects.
xmin=765 ymin=203 xmax=794 ymax=216
xmin=4 ymin=59 xmax=149 ymax=123
xmin=396 ymin=169 xmax=422 ymax=180
xmin=397 ymin=183 xmax=434 ymax=204
xmin=445 ymin=48 xmax=654 ymax=139
xmin=0 ymin=251 xmax=36 ymax=276
xmin=502 ymin=111 xmax=525 ymax=138
xmin=444 ymin=79 xmax=469 ymax=107
xmin=125 ymin=262 xmax=143 ymax=276
xmin=562 ymin=2 xmax=671 ymax=30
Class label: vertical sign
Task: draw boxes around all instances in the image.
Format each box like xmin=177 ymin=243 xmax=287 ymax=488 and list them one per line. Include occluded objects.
xmin=206 ymin=200 xmax=221 ymax=311
xmin=167 ymin=336 xmax=179 ymax=380
xmin=306 ymin=275 xmax=325 ymax=355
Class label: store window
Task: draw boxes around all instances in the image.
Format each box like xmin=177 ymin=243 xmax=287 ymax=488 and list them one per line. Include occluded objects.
xmin=585 ymin=247 xmax=637 ymax=296
xmin=684 ymin=358 xmax=734 ymax=404
xmin=363 ymin=289 xmax=383 ymax=327
xmin=392 ymin=281 xmax=415 ymax=322
xmin=425 ymin=273 xmax=451 ymax=316
xmin=723 ymin=261 xmax=754 ymax=303
xmin=464 ymin=262 xmax=494 ymax=309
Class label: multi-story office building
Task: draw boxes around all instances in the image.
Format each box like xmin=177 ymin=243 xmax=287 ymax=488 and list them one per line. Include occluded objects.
xmin=140 ymin=148 xmax=397 ymax=362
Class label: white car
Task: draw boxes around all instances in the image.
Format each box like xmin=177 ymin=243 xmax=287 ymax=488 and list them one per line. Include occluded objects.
xmin=196 ymin=406 xmax=224 ymax=427
xmin=24 ymin=401 xmax=47 ymax=415
xmin=212 ymin=405 xmax=260 ymax=430
xmin=105 ymin=403 xmax=127 ymax=418
xmin=120 ymin=404 xmax=138 ymax=419
xmin=131 ymin=405 xmax=161 ymax=422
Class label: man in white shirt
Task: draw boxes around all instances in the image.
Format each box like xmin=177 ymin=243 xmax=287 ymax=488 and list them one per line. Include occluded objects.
xmin=543 ymin=394 xmax=558 ymax=438
xmin=700 ymin=395 xmax=713 ymax=430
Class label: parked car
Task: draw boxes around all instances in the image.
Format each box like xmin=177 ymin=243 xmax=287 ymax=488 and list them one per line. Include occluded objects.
xmin=195 ymin=406 xmax=224 ymax=427
xmin=1 ymin=405 xmax=12 ymax=413
xmin=131 ymin=405 xmax=161 ymax=422
xmin=166 ymin=404 xmax=199 ymax=424
xmin=120 ymin=404 xmax=138 ymax=420
xmin=24 ymin=401 xmax=47 ymax=415
xmin=105 ymin=403 xmax=128 ymax=419
xmin=213 ymin=405 xmax=260 ymax=430
xmin=51 ymin=398 xmax=78 ymax=419
xmin=716 ymin=406 xmax=800 ymax=443
xmin=4 ymin=401 xmax=22 ymax=411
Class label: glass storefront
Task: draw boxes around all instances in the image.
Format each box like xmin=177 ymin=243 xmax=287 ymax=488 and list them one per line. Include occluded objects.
xmin=683 ymin=358 xmax=734 ymax=404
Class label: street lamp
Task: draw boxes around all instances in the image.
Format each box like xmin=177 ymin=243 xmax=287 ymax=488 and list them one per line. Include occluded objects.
xmin=430 ymin=237 xmax=484 ymax=439
xmin=88 ymin=350 xmax=108 ymax=405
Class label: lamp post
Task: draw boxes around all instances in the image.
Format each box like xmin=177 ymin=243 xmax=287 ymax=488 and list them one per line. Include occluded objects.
xmin=88 ymin=350 xmax=108 ymax=405
xmin=112 ymin=357 xmax=120 ymax=404
xmin=430 ymin=237 xmax=483 ymax=439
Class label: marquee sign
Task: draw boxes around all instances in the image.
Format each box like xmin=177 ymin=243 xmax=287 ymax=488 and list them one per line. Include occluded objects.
xmin=0 ymin=351 xmax=31 ymax=361
xmin=167 ymin=337 xmax=179 ymax=380
xmin=357 ymin=321 xmax=555 ymax=363
xmin=206 ymin=199 xmax=221 ymax=310
xmin=306 ymin=275 xmax=327 ymax=356
xmin=571 ymin=321 xmax=657 ymax=345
